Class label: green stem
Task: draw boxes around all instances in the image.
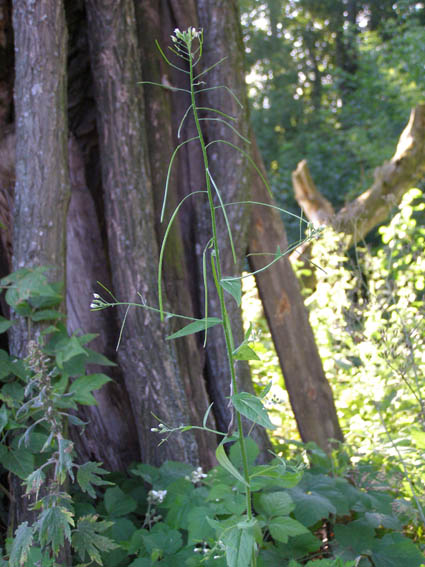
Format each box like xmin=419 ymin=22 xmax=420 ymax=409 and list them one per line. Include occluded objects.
xmin=188 ymin=41 xmax=255 ymax=563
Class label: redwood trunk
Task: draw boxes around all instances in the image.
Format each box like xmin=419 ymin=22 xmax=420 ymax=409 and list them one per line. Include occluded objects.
xmin=85 ymin=0 xmax=198 ymax=465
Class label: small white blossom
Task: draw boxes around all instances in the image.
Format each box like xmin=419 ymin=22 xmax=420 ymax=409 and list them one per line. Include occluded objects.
xmin=190 ymin=466 xmax=207 ymax=484
xmin=147 ymin=489 xmax=167 ymax=504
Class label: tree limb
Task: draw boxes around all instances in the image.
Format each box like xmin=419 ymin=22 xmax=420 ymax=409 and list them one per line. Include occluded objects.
xmin=292 ymin=104 xmax=425 ymax=249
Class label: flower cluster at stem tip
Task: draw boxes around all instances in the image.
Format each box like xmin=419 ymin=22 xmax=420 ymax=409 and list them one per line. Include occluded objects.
xmin=90 ymin=293 xmax=108 ymax=310
xmin=171 ymin=27 xmax=202 ymax=48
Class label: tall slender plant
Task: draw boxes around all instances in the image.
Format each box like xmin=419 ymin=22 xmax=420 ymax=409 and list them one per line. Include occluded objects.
xmin=91 ymin=27 xmax=316 ymax=566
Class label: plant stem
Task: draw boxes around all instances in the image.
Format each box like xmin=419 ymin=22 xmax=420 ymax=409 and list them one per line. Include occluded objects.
xmin=189 ymin=39 xmax=255 ymax=563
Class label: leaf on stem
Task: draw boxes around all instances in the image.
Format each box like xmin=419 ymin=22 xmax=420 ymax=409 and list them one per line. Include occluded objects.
xmin=215 ymin=443 xmax=248 ymax=486
xmin=231 ymin=392 xmax=276 ymax=430
xmin=220 ymin=278 xmax=242 ymax=306
xmin=166 ymin=317 xmax=222 ymax=340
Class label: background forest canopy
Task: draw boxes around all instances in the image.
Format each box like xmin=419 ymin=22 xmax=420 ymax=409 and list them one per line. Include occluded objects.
xmin=240 ymin=0 xmax=425 ymax=236
xmin=0 ymin=0 xmax=424 ymax=566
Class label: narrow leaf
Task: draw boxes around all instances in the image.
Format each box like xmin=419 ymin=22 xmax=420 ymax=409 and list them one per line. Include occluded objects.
xmin=216 ymin=443 xmax=248 ymax=487
xmin=167 ymin=317 xmax=221 ymax=340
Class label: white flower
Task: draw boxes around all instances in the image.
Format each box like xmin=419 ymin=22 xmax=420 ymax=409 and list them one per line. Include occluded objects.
xmin=147 ymin=489 xmax=167 ymax=504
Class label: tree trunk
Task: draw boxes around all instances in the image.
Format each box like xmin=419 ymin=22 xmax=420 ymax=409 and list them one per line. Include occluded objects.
xmin=248 ymin=140 xmax=344 ymax=451
xmin=10 ymin=4 xmax=71 ymax=558
xmin=84 ymin=0 xmax=199 ymax=466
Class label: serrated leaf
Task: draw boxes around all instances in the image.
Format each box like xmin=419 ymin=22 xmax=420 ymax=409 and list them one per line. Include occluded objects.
xmin=0 ymin=315 xmax=14 ymax=333
xmin=216 ymin=443 xmax=249 ymax=486
xmin=77 ymin=462 xmax=113 ymax=498
xmin=222 ymin=525 xmax=255 ymax=567
xmin=291 ymin=487 xmax=336 ymax=527
xmin=37 ymin=505 xmax=74 ymax=555
xmin=104 ymin=486 xmax=137 ymax=517
xmin=24 ymin=468 xmax=46 ymax=499
xmin=220 ymin=279 xmax=242 ymax=306
xmin=233 ymin=343 xmax=260 ymax=361
xmin=9 ymin=522 xmax=34 ymax=567
xmin=72 ymin=515 xmax=118 ymax=565
xmin=166 ymin=317 xmax=222 ymax=340
xmin=371 ymin=533 xmax=424 ymax=567
xmin=57 ymin=438 xmax=74 ymax=483
xmin=70 ymin=373 xmax=111 ymax=405
xmin=231 ymin=392 xmax=276 ymax=430
xmin=268 ymin=516 xmax=309 ymax=543
xmin=254 ymin=491 xmax=295 ymax=517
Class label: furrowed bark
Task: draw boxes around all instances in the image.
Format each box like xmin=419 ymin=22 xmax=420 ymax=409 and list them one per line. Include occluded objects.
xmin=10 ymin=3 xmax=71 ymax=559
xmin=136 ymin=0 xmax=216 ymax=468
xmin=85 ymin=0 xmax=199 ymax=465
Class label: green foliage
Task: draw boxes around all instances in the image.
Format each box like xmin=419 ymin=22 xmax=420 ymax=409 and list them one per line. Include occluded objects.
xmin=239 ymin=0 xmax=425 ymax=238
xmin=0 ymin=267 xmax=116 ymax=565
xmin=303 ymin=189 xmax=425 ymax=518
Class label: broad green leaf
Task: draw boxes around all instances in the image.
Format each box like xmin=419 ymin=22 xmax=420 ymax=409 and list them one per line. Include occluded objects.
xmin=104 ymin=486 xmax=137 ymax=517
xmin=166 ymin=317 xmax=222 ymax=340
xmin=290 ymin=487 xmax=336 ymax=527
xmin=37 ymin=505 xmax=74 ymax=555
xmin=220 ymin=278 xmax=242 ymax=306
xmin=254 ymin=491 xmax=295 ymax=518
xmin=233 ymin=343 xmax=260 ymax=361
xmin=56 ymin=335 xmax=88 ymax=368
xmin=187 ymin=506 xmax=216 ymax=544
xmin=0 ymin=445 xmax=34 ymax=479
xmin=77 ymin=462 xmax=113 ymax=498
xmin=216 ymin=443 xmax=249 ymax=486
xmin=268 ymin=516 xmax=309 ymax=543
xmin=230 ymin=437 xmax=259 ymax=468
xmin=371 ymin=533 xmax=424 ymax=567
xmin=0 ymin=315 xmax=14 ymax=333
xmin=333 ymin=521 xmax=375 ymax=555
xmin=9 ymin=522 xmax=34 ymax=567
xmin=142 ymin=522 xmax=183 ymax=556
xmin=231 ymin=392 xmax=276 ymax=430
xmin=70 ymin=373 xmax=111 ymax=405
xmin=222 ymin=525 xmax=255 ymax=567
xmin=72 ymin=515 xmax=118 ymax=565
